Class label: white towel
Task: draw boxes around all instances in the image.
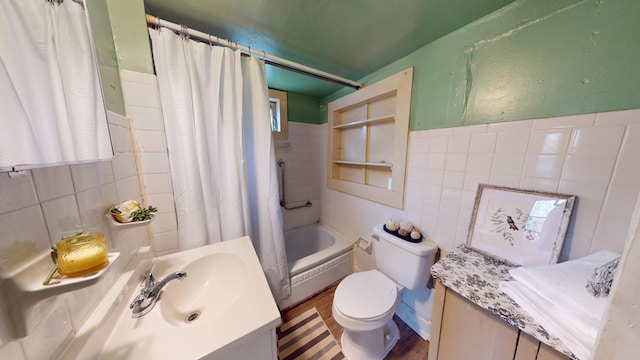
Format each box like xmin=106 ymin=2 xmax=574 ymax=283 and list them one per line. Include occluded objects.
xmin=500 ymin=250 xmax=620 ymax=360
xmin=509 ymin=250 xmax=618 ymax=323
xmin=501 ymin=280 xmax=592 ymax=360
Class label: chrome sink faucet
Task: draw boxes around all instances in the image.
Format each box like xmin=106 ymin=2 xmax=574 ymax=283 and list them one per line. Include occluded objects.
xmin=130 ymin=264 xmax=187 ymax=318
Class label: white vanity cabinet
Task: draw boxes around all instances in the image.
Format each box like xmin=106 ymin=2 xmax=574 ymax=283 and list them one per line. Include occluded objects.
xmin=61 ymin=237 xmax=281 ymax=360
xmin=202 ymin=328 xmax=278 ymax=360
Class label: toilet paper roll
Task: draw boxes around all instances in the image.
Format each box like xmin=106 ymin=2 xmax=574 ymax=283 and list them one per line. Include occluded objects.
xmin=356 ymin=237 xmax=372 ymax=254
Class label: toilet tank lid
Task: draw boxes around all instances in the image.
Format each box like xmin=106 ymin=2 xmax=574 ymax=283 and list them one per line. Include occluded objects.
xmin=373 ymin=224 xmax=438 ymax=256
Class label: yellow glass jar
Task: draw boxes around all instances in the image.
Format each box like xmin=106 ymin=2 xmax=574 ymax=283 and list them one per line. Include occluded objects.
xmin=56 ymin=232 xmax=108 ymax=277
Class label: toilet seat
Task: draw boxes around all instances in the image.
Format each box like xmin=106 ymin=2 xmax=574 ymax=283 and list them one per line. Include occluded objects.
xmin=334 ymin=270 xmax=398 ymax=321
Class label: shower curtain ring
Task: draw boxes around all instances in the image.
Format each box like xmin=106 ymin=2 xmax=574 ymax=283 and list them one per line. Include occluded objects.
xmin=208 ymin=34 xmax=213 ymax=46
xmin=180 ymin=24 xmax=189 ymax=39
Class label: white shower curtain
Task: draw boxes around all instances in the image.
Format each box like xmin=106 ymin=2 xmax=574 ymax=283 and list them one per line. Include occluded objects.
xmin=149 ymin=28 xmax=290 ymax=303
xmin=0 ymin=0 xmax=111 ymax=169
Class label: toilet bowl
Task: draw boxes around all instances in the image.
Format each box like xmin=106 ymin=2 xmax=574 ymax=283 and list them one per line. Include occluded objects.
xmin=333 ymin=270 xmax=401 ymax=359
xmin=332 ymin=224 xmax=438 ymax=360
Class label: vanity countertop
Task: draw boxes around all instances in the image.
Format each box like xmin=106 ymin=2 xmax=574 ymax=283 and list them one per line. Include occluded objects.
xmin=431 ymin=245 xmax=576 ymax=359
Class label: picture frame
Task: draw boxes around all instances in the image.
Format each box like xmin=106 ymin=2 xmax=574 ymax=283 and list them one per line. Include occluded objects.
xmin=466 ymin=184 xmax=576 ymax=267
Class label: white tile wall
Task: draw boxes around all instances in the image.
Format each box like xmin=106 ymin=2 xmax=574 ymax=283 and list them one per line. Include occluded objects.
xmin=275 ymin=122 xmax=323 ymax=229
xmin=0 ymin=110 xmax=149 ymax=359
xmin=120 ymin=70 xmax=179 ymax=254
xmin=317 ymin=108 xmax=640 ymax=268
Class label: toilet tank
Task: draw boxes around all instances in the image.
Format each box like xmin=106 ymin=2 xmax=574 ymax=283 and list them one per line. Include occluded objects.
xmin=372 ymin=224 xmax=438 ymax=291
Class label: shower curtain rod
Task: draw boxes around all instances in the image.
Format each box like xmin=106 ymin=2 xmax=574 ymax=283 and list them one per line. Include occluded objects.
xmin=145 ymin=14 xmax=363 ymax=90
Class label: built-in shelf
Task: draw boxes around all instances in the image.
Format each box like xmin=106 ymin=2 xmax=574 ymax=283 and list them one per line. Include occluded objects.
xmin=327 ymin=68 xmax=413 ymax=209
xmin=332 ymin=114 xmax=395 ymax=129
xmin=332 ymin=160 xmax=393 ymax=168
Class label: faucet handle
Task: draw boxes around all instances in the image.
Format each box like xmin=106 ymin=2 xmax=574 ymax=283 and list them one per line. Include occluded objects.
xmin=144 ymin=264 xmax=156 ymax=287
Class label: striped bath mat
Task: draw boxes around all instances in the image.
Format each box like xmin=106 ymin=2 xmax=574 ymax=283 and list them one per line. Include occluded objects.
xmin=277 ymin=307 xmax=345 ymax=360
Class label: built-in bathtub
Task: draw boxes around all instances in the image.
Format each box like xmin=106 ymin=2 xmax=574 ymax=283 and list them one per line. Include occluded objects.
xmin=279 ymin=223 xmax=353 ymax=309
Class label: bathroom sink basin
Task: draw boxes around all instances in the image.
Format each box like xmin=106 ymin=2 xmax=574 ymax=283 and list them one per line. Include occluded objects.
xmin=159 ymin=252 xmax=248 ymax=326
xmin=62 ymin=236 xmax=281 ymax=360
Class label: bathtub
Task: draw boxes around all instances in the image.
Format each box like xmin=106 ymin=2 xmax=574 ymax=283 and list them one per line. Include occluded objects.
xmin=279 ymin=223 xmax=353 ymax=309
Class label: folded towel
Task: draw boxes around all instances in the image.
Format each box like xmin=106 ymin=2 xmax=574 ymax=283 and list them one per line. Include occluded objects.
xmin=500 ymin=281 xmax=592 ymax=360
xmin=508 ymin=250 xmax=618 ymax=323
xmin=586 ymin=256 xmax=620 ymax=298
xmin=500 ymin=250 xmax=620 ymax=360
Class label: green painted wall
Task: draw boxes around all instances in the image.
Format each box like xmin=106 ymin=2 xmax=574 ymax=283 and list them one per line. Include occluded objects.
xmin=86 ymin=0 xmax=125 ymax=115
xmin=105 ymin=0 xmax=155 ymax=75
xmin=324 ymin=0 xmax=640 ymax=131
xmin=86 ymin=0 xmax=153 ymax=115
xmin=288 ymin=93 xmax=322 ymax=124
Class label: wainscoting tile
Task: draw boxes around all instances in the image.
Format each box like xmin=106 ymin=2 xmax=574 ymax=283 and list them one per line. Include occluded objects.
xmin=142 ymin=174 xmax=172 ymax=195
xmin=134 ymin=130 xmax=167 ymax=153
xmin=121 ymin=81 xmax=161 ymax=109
xmin=612 ymin=124 xmax=640 ymax=185
xmin=115 ymin=176 xmax=141 ymax=201
xmin=523 ymin=154 xmax=564 ymax=179
xmin=0 ymin=205 xmax=49 ymax=272
xmin=568 ymin=125 xmax=625 ymax=155
xmin=466 ymin=154 xmax=493 ymax=174
xmin=111 ymin=153 xmax=137 ymax=180
xmin=0 ymin=171 xmax=37 ymax=214
xmin=139 ymin=153 xmax=169 ymax=174
xmin=496 ymin=131 xmax=529 ymax=154
xmin=127 ymin=106 xmax=165 ymax=131
xmin=41 ymin=195 xmax=82 ymax=240
xmin=527 ymin=128 xmax=571 ymax=155
xmin=594 ymin=108 xmax=640 ymax=126
xmin=32 ymin=166 xmax=74 ymax=202
xmin=469 ymin=132 xmax=497 ymax=154
xmin=151 ymin=230 xmax=179 ymax=253
xmin=561 ymin=154 xmax=617 ymax=183
xmin=532 ymin=113 xmax=595 ymax=129
xmin=447 ymin=134 xmax=470 ymax=154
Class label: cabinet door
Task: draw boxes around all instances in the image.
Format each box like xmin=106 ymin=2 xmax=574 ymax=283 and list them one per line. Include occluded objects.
xmin=438 ymin=288 xmax=519 ymax=360
xmin=514 ymin=332 xmax=541 ymax=360
xmin=514 ymin=332 xmax=571 ymax=360
xmin=537 ymin=343 xmax=571 ymax=360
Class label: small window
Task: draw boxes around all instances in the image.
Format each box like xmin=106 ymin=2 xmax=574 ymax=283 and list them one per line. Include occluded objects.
xmin=269 ymin=89 xmax=288 ymax=140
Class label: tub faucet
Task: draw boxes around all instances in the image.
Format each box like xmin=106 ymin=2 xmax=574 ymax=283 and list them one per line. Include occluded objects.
xmin=130 ymin=264 xmax=187 ymax=318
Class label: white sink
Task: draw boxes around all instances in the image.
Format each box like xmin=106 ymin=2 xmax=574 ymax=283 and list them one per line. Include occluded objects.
xmin=159 ymin=252 xmax=248 ymax=326
xmin=62 ymin=236 xmax=281 ymax=360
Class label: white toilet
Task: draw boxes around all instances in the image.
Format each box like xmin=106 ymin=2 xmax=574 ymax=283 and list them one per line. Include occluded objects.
xmin=332 ymin=224 xmax=438 ymax=360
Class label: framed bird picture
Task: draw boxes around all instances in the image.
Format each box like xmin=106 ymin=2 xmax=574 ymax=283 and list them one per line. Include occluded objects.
xmin=466 ymin=184 xmax=576 ymax=267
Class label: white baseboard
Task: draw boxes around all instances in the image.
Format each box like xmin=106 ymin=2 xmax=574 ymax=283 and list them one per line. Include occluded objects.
xmin=395 ymin=300 xmax=432 ymax=341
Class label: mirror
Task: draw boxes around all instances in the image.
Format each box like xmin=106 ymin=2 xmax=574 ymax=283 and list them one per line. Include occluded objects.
xmin=0 ymin=0 xmax=113 ymax=172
